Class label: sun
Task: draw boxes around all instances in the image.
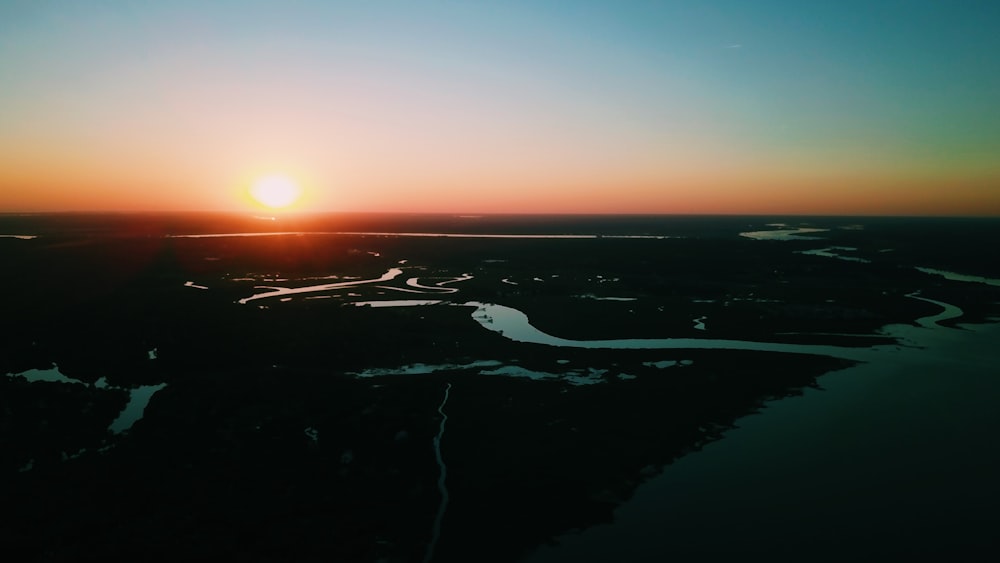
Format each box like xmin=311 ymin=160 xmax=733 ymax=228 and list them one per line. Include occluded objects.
xmin=249 ymin=174 xmax=302 ymax=209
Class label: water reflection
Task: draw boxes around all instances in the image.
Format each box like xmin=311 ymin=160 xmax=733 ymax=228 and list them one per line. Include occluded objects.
xmin=238 ymin=267 xmax=404 ymax=304
xmin=906 ymin=292 xmax=963 ymax=327
xmin=107 ymin=383 xmax=167 ymax=434
xmin=172 ymin=231 xmax=599 ymax=239
xmin=352 ymin=299 xmax=442 ymax=308
xmin=466 ymin=301 xmax=875 ymax=360
xmin=797 ymin=246 xmax=871 ymax=263
xmin=523 ymin=318 xmax=1000 ymax=562
xmin=329 ymin=292 xmax=966 ymax=394
xmin=4 ymin=364 xmax=168 ymax=457
xmin=916 ymin=266 xmax=1000 ymax=287
xmin=8 ymin=365 xmax=79 ymax=385
xmin=739 ymin=227 xmax=828 ymax=241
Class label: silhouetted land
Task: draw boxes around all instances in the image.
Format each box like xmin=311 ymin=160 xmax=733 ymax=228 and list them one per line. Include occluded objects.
xmin=2 ymin=213 xmax=999 ymax=562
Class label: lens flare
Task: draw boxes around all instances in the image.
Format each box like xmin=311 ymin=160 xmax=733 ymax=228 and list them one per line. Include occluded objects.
xmin=249 ymin=175 xmax=302 ymax=209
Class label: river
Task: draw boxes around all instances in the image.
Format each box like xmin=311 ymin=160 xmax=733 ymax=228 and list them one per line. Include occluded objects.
xmin=286 ymin=268 xmax=998 ymax=559
xmin=224 ymin=260 xmax=1000 ymax=558
xmin=521 ymin=318 xmax=1000 ymax=561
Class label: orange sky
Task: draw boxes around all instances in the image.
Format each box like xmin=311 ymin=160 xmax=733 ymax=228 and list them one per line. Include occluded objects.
xmin=2 ymin=1 xmax=998 ymax=216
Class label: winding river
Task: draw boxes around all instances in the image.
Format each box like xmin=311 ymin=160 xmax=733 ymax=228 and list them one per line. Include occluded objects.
xmin=465 ymin=301 xmax=876 ymax=361
xmin=516 ymin=271 xmax=1000 ymax=561
xmin=324 ymin=270 xmax=999 ymax=559
xmin=523 ymin=316 xmax=1000 ymax=561
xmin=238 ymin=268 xmax=405 ymax=304
xmin=236 ymin=265 xmax=977 ymax=369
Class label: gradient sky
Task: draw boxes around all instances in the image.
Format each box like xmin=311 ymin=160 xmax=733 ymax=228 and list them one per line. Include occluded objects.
xmin=2 ymin=0 xmax=999 ymax=215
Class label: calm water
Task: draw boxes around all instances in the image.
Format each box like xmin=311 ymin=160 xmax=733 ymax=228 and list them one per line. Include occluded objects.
xmin=524 ymin=320 xmax=1000 ymax=561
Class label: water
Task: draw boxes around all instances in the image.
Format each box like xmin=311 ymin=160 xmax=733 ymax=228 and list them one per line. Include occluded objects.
xmin=522 ymin=320 xmax=1000 ymax=560
xmin=352 ymin=299 xmax=443 ymax=308
xmin=238 ymin=267 xmax=405 ymax=304
xmin=6 ymin=213 xmax=999 ymax=560
xmin=467 ymin=301 xmax=875 ymax=361
xmin=739 ymin=227 xmax=829 ymax=241
xmin=170 ymin=231 xmax=611 ymax=239
xmin=5 ymin=365 xmax=167 ymax=437
xmin=107 ymin=383 xmax=167 ymax=434
xmin=797 ymin=246 xmax=872 ymax=263
xmin=203 ymin=221 xmax=998 ymax=558
xmin=916 ymin=267 xmax=1000 ymax=288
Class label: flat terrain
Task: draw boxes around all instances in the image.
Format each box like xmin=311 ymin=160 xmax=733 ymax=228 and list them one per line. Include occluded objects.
xmin=2 ymin=213 xmax=998 ymax=562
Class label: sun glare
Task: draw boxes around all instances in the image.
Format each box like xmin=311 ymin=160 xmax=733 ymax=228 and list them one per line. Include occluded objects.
xmin=249 ymin=175 xmax=302 ymax=209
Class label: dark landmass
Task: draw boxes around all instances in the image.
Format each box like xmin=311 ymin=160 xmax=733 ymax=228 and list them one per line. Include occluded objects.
xmin=2 ymin=213 xmax=998 ymax=562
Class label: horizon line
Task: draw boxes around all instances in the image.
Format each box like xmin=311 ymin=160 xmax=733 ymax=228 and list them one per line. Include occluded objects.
xmin=3 ymin=209 xmax=1000 ymax=219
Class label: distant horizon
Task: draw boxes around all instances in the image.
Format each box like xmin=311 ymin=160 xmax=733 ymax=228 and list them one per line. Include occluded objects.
xmin=4 ymin=208 xmax=1000 ymax=220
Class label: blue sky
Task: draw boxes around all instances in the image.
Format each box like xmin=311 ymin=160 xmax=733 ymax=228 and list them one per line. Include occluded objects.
xmin=1 ymin=0 xmax=998 ymax=213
